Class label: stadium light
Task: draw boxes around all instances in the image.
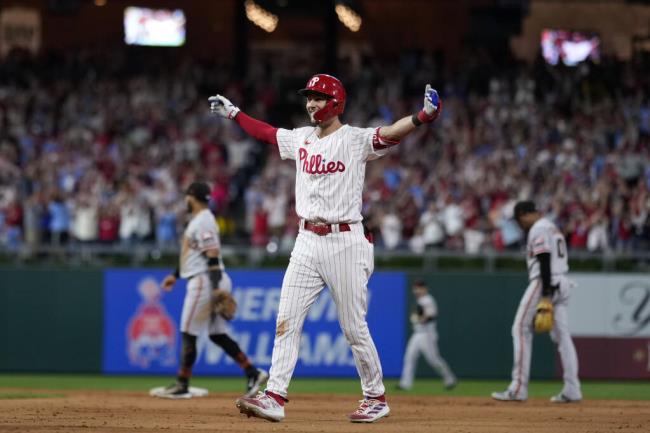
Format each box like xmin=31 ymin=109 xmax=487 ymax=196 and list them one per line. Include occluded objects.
xmin=335 ymin=2 xmax=361 ymax=32
xmin=245 ymin=0 xmax=278 ymax=33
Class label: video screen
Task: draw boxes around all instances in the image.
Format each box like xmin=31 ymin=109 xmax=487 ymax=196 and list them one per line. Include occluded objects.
xmin=541 ymin=29 xmax=600 ymax=66
xmin=124 ymin=7 xmax=186 ymax=47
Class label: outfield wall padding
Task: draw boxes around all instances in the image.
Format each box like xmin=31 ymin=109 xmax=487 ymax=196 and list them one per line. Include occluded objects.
xmin=0 ymin=268 xmax=607 ymax=380
xmin=405 ymin=273 xmax=555 ymax=380
xmin=0 ymin=268 xmax=104 ymax=372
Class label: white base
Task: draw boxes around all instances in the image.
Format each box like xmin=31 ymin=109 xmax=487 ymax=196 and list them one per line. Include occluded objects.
xmin=149 ymin=386 xmax=209 ymax=398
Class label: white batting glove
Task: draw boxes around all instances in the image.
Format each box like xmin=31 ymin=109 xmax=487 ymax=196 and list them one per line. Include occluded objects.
xmin=208 ymin=94 xmax=241 ymax=120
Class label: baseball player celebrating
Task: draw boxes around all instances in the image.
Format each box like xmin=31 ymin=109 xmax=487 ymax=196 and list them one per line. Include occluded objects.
xmin=155 ymin=182 xmax=268 ymax=399
xmin=492 ymin=201 xmax=582 ymax=403
xmin=209 ymin=74 xmax=442 ymax=422
xmin=398 ymin=280 xmax=457 ymax=391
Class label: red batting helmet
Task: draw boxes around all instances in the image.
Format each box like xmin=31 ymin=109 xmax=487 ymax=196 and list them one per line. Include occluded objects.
xmin=298 ymin=74 xmax=346 ymax=123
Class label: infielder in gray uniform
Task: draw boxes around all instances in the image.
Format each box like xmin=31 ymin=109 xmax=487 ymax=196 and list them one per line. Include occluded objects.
xmin=492 ymin=201 xmax=582 ymax=403
xmin=398 ymin=280 xmax=456 ymax=390
xmin=154 ymin=182 xmax=268 ymax=399
xmin=209 ymin=74 xmax=442 ymax=423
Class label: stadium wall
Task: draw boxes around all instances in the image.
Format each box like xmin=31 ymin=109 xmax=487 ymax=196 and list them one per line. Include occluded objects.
xmin=565 ymin=273 xmax=650 ymax=380
xmin=1 ymin=269 xmax=648 ymax=380
xmin=0 ymin=268 xmax=103 ymax=372
xmin=406 ymin=273 xmax=555 ymax=380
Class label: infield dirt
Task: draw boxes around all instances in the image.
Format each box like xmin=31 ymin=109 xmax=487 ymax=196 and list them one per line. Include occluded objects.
xmin=1 ymin=390 xmax=649 ymax=433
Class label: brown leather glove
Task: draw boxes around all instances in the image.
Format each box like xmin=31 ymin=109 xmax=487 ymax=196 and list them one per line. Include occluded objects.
xmin=212 ymin=289 xmax=237 ymax=321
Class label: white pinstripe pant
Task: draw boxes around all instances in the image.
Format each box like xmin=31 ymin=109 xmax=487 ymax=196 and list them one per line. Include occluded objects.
xmin=507 ymin=277 xmax=581 ymax=400
xmin=265 ymin=223 xmax=385 ymax=398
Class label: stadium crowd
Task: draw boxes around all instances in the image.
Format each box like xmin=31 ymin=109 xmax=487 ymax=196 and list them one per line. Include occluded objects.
xmin=0 ymin=49 xmax=649 ymax=254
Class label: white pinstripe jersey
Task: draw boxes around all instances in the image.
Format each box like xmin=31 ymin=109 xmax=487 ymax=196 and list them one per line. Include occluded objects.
xmin=179 ymin=209 xmax=224 ymax=279
xmin=526 ymin=217 xmax=569 ymax=282
xmin=276 ymin=125 xmax=391 ymax=223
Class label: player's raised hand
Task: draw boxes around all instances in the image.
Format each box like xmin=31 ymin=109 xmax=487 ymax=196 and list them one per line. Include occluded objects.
xmin=208 ymin=94 xmax=241 ymax=119
xmin=421 ymin=84 xmax=442 ymax=122
xmin=161 ymin=274 xmax=177 ymax=292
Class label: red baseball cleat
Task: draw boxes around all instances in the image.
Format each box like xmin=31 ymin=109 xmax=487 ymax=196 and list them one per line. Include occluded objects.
xmin=347 ymin=398 xmax=390 ymax=423
xmin=235 ymin=391 xmax=285 ymax=422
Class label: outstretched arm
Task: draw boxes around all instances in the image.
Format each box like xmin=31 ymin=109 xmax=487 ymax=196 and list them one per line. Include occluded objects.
xmin=378 ymin=85 xmax=442 ymax=141
xmin=209 ymin=95 xmax=278 ymax=145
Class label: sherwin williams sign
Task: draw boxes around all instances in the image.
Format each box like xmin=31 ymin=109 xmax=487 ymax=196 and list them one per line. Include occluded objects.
xmin=103 ymin=269 xmax=406 ymax=377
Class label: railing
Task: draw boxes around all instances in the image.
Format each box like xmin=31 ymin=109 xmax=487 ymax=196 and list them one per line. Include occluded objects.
xmin=2 ymin=243 xmax=649 ymax=272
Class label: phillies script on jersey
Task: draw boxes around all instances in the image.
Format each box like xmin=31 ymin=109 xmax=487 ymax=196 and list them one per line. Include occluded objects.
xmin=299 ymin=148 xmax=346 ymax=175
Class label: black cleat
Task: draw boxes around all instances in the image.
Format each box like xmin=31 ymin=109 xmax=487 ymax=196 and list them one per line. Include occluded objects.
xmin=244 ymin=369 xmax=269 ymax=398
xmin=445 ymin=380 xmax=458 ymax=391
xmin=155 ymin=382 xmax=192 ymax=399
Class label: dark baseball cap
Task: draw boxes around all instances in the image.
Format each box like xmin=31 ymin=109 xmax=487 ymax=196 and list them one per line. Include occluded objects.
xmin=185 ymin=182 xmax=211 ymax=203
xmin=513 ymin=201 xmax=537 ymax=220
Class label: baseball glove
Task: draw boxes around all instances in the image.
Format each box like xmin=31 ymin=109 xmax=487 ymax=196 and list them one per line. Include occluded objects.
xmin=212 ymin=289 xmax=237 ymax=321
xmin=534 ymin=297 xmax=554 ymax=333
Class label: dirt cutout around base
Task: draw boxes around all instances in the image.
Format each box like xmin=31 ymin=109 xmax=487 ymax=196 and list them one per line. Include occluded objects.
xmin=1 ymin=390 xmax=649 ymax=433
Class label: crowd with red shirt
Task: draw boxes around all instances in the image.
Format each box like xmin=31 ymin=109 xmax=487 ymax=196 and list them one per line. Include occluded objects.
xmin=0 ymin=49 xmax=648 ymax=254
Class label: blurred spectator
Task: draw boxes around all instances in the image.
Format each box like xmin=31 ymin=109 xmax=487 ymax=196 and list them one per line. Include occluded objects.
xmin=419 ymin=202 xmax=445 ymax=249
xmin=98 ymin=204 xmax=120 ymax=244
xmin=0 ymin=48 xmax=649 ymax=255
xmin=116 ymin=183 xmax=152 ymax=243
xmin=3 ymin=198 xmax=23 ymax=250
xmin=47 ymin=191 xmax=70 ymax=246
xmin=263 ymin=186 xmax=288 ymax=240
xmin=587 ymin=211 xmax=610 ymax=252
xmin=156 ymin=206 xmax=179 ymax=248
xmin=440 ymin=197 xmax=464 ymax=247
xmin=71 ymin=195 xmax=99 ymax=243
xmin=251 ymin=205 xmax=269 ymax=248
xmin=244 ymin=178 xmax=264 ymax=234
xmin=566 ymin=211 xmax=589 ymax=250
xmin=23 ymin=194 xmax=44 ymax=247
xmin=380 ymin=208 xmax=402 ymax=250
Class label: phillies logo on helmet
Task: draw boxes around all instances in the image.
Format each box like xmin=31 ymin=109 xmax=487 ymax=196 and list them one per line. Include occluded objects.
xmin=126 ymin=277 xmax=177 ymax=368
xmin=298 ymin=74 xmax=346 ymax=123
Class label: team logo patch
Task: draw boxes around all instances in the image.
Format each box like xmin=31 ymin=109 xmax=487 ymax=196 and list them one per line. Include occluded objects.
xmin=201 ymin=231 xmax=214 ymax=241
xmin=126 ymin=277 xmax=177 ymax=368
xmin=532 ymin=236 xmax=547 ymax=252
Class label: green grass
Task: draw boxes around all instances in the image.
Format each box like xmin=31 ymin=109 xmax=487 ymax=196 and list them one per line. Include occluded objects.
xmin=1 ymin=374 xmax=649 ymax=401
xmin=0 ymin=392 xmax=64 ymax=399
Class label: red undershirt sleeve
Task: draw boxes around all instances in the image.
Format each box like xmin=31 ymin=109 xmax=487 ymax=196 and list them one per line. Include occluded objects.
xmin=234 ymin=112 xmax=279 ymax=145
